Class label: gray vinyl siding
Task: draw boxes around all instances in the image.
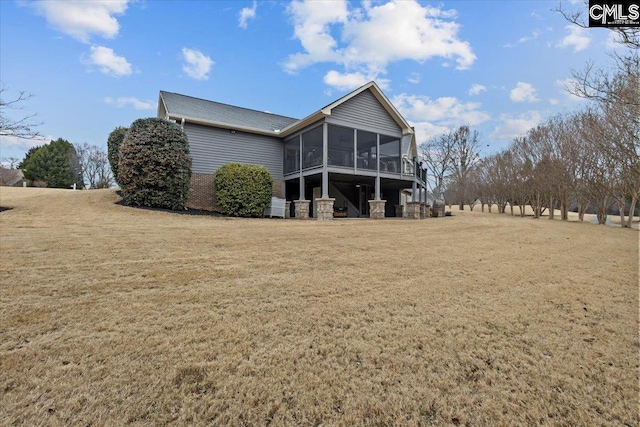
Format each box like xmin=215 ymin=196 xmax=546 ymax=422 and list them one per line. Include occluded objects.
xmin=329 ymin=89 xmax=402 ymax=136
xmin=184 ymin=122 xmax=284 ymax=179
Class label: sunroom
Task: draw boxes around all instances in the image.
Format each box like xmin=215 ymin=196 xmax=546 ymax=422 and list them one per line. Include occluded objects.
xmin=282 ymin=121 xmax=428 ymax=219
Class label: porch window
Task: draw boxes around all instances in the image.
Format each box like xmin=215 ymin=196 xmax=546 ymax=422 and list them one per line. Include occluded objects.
xmin=302 ymin=125 xmax=323 ymax=169
xmin=284 ymin=137 xmax=300 ymax=174
xmin=357 ymin=130 xmax=377 ymax=170
xmin=380 ymin=135 xmax=400 ymax=173
xmin=328 ymin=125 xmax=354 ymax=168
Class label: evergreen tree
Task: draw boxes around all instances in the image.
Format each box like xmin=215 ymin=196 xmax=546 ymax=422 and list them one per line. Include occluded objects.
xmin=20 ymin=138 xmax=83 ymax=188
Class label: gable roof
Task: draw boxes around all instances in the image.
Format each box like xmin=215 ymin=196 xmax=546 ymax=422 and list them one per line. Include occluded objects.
xmin=278 ymin=82 xmax=413 ymax=138
xmin=158 ymin=81 xmax=414 ymax=139
xmin=159 ymin=91 xmax=299 ymax=136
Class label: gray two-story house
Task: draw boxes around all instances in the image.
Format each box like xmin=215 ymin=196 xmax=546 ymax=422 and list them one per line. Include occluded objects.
xmin=157 ymin=81 xmax=427 ymax=219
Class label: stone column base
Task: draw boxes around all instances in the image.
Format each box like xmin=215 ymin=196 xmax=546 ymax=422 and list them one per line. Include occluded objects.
xmin=294 ymin=200 xmax=310 ymax=219
xmin=420 ymin=203 xmax=427 ymax=219
xmin=315 ymin=198 xmax=335 ymax=221
xmin=369 ymin=200 xmax=386 ymax=219
xmin=407 ymin=201 xmax=421 ymax=219
xmin=395 ymin=204 xmax=404 ymax=218
xmin=285 ymin=201 xmax=291 ymax=219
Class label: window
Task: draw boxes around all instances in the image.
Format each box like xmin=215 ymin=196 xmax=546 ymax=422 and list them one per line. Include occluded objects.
xmin=284 ymin=137 xmax=300 ymax=174
xmin=328 ymin=125 xmax=354 ymax=168
xmin=379 ymin=135 xmax=400 ymax=173
xmin=302 ymin=125 xmax=323 ymax=169
xmin=357 ymin=130 xmax=377 ymax=170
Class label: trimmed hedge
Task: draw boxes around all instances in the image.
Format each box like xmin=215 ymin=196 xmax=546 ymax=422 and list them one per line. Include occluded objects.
xmin=118 ymin=118 xmax=191 ymax=210
xmin=107 ymin=126 xmax=128 ymax=184
xmin=214 ymin=163 xmax=273 ymax=217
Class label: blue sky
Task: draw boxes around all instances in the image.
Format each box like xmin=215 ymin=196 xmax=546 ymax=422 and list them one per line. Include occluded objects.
xmin=0 ymin=0 xmax=618 ymax=163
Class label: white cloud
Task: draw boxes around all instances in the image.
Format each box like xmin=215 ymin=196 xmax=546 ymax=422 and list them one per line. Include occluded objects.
xmin=323 ymin=70 xmax=370 ymax=91
xmin=518 ymin=30 xmax=541 ymax=44
xmin=87 ymin=46 xmax=132 ymax=77
xmin=0 ymin=134 xmax=51 ymax=151
xmin=239 ymin=1 xmax=257 ymax=29
xmin=29 ymin=0 xmax=129 ymax=43
xmin=283 ymin=0 xmax=349 ymax=73
xmin=468 ymin=84 xmax=486 ymax=96
xmin=407 ymin=73 xmax=421 ymax=84
xmin=490 ymin=111 xmax=541 ymax=141
xmin=323 ymin=70 xmax=390 ymax=91
xmin=510 ymin=82 xmax=539 ymax=103
xmin=104 ymin=97 xmax=155 ymax=110
xmin=284 ymin=0 xmax=476 ymax=86
xmin=411 ymin=121 xmax=451 ymax=144
xmin=549 ymin=98 xmax=560 ymax=105
xmin=392 ymin=93 xmax=490 ymax=144
xmin=181 ymin=48 xmax=214 ymax=80
xmin=556 ymin=25 xmax=591 ymax=52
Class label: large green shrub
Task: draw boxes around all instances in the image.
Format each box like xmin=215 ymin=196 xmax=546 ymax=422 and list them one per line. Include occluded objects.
xmin=20 ymin=138 xmax=83 ymax=189
xmin=107 ymin=126 xmax=128 ymax=184
xmin=118 ymin=118 xmax=191 ymax=210
xmin=214 ymin=163 xmax=273 ymax=217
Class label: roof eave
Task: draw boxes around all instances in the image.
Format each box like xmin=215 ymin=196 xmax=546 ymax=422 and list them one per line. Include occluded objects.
xmin=278 ymin=111 xmax=328 ymax=138
xmin=168 ymin=115 xmax=282 ymax=137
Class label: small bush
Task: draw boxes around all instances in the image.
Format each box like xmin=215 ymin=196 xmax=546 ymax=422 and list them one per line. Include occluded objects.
xmin=214 ymin=163 xmax=272 ymax=217
xmin=118 ymin=118 xmax=191 ymax=210
xmin=107 ymin=126 xmax=128 ymax=184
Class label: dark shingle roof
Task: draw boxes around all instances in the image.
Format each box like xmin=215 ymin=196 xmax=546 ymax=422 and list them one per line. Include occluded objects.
xmin=160 ymin=91 xmax=299 ymax=133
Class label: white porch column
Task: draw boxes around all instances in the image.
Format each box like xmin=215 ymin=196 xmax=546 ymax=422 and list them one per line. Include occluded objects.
xmin=298 ymin=134 xmax=305 ymax=200
xmin=322 ymin=123 xmax=329 ymax=198
xmin=375 ymin=133 xmax=381 ymax=200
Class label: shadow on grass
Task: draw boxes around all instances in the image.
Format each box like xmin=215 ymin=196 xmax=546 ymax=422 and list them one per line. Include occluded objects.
xmin=114 ymin=191 xmax=227 ymax=218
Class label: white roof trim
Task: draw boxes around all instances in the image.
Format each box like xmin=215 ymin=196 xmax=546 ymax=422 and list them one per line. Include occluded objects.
xmin=170 ymin=115 xmax=283 ymax=137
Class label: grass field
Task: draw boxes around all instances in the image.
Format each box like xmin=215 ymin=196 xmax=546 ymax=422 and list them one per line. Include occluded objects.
xmin=1 ymin=187 xmax=638 ymax=426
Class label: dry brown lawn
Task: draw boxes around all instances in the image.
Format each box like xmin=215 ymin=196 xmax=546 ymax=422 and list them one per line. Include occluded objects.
xmin=1 ymin=187 xmax=638 ymax=426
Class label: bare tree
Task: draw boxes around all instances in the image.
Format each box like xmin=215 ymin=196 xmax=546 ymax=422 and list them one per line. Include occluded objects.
xmin=419 ymin=131 xmax=455 ymax=200
xmin=1 ymin=157 xmax=21 ymax=169
xmin=557 ymin=2 xmax=639 ymax=226
xmin=450 ymin=126 xmax=481 ymax=210
xmin=0 ymin=82 xmax=42 ymax=139
xmin=74 ymin=143 xmax=114 ymax=189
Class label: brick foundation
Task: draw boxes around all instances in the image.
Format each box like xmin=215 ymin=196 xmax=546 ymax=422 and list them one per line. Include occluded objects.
xmin=187 ymin=173 xmax=217 ymax=211
xmin=186 ymin=173 xmax=285 ymax=212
